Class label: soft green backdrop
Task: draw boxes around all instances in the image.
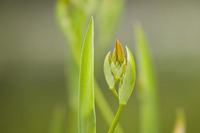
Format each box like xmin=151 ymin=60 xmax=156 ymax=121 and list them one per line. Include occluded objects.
xmin=0 ymin=0 xmax=200 ymax=133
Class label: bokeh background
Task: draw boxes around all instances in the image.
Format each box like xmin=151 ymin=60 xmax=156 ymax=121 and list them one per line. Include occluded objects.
xmin=0 ymin=0 xmax=200 ymax=133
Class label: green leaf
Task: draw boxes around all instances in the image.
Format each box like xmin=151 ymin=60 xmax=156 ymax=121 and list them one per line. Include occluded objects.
xmin=49 ymin=106 xmax=65 ymax=133
xmin=104 ymin=52 xmax=115 ymax=89
xmin=56 ymin=0 xmax=86 ymax=64
xmin=119 ymin=47 xmax=136 ymax=105
xmin=173 ymin=109 xmax=186 ymax=133
xmin=135 ymin=25 xmax=156 ymax=92
xmin=78 ymin=17 xmax=96 ymax=133
xmin=134 ymin=24 xmax=159 ymax=133
xmin=97 ymin=0 xmax=124 ymax=49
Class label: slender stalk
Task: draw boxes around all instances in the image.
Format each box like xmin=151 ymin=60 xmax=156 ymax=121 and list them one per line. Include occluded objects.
xmin=108 ymin=104 xmax=125 ymax=133
xmin=111 ymin=79 xmax=119 ymax=100
xmin=111 ymin=88 xmax=119 ymax=100
xmin=95 ymin=83 xmax=124 ymax=133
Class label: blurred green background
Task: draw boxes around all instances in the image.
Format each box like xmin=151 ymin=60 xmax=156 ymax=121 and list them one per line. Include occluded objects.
xmin=0 ymin=0 xmax=200 ymax=133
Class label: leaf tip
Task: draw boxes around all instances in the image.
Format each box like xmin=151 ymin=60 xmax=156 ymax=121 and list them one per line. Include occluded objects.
xmin=89 ymin=16 xmax=94 ymax=27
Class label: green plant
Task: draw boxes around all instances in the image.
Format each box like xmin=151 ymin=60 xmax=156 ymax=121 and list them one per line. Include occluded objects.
xmin=77 ymin=18 xmax=136 ymax=133
xmin=56 ymin=0 xmax=124 ymax=132
xmin=104 ymin=40 xmax=136 ymax=133
xmin=134 ymin=24 xmax=159 ymax=133
xmin=54 ymin=1 xmax=187 ymax=132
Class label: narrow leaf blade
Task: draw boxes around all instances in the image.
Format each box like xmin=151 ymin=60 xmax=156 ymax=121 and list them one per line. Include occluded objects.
xmin=173 ymin=109 xmax=186 ymax=133
xmin=134 ymin=24 xmax=159 ymax=133
xmin=78 ymin=17 xmax=96 ymax=133
xmin=97 ymin=0 xmax=124 ymax=49
xmin=49 ymin=106 xmax=65 ymax=133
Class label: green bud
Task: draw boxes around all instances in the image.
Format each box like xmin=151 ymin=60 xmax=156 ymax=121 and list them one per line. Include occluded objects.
xmin=104 ymin=40 xmax=126 ymax=90
xmin=110 ymin=40 xmax=126 ymax=80
xmin=104 ymin=40 xmax=136 ymax=103
xmin=119 ymin=47 xmax=136 ymax=105
xmin=111 ymin=40 xmax=126 ymax=63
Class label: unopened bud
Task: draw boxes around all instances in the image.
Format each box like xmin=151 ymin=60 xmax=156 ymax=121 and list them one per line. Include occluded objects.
xmin=110 ymin=40 xmax=126 ymax=80
xmin=104 ymin=40 xmax=126 ymax=90
xmin=104 ymin=40 xmax=136 ymax=104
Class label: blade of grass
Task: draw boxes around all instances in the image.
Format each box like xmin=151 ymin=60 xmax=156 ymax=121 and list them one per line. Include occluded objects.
xmin=173 ymin=109 xmax=186 ymax=133
xmin=56 ymin=0 xmax=86 ymax=63
xmin=78 ymin=17 xmax=96 ymax=133
xmin=56 ymin=1 xmax=86 ymax=132
xmin=134 ymin=24 xmax=159 ymax=133
xmin=49 ymin=106 xmax=65 ymax=133
xmin=97 ymin=0 xmax=123 ymax=49
xmin=65 ymin=58 xmax=79 ymax=133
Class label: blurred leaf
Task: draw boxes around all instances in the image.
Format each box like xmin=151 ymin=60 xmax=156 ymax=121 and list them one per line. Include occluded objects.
xmin=56 ymin=0 xmax=86 ymax=63
xmin=173 ymin=109 xmax=186 ymax=133
xmin=134 ymin=24 xmax=159 ymax=133
xmin=78 ymin=17 xmax=96 ymax=133
xmin=97 ymin=0 xmax=124 ymax=49
xmin=119 ymin=47 xmax=136 ymax=105
xmin=56 ymin=0 xmax=124 ymax=63
xmin=49 ymin=106 xmax=65 ymax=133
xmin=65 ymin=59 xmax=79 ymax=133
xmin=56 ymin=1 xmax=87 ymax=132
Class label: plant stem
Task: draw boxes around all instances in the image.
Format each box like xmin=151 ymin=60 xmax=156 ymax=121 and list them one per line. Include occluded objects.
xmin=95 ymin=83 xmax=124 ymax=133
xmin=111 ymin=88 xmax=119 ymax=100
xmin=108 ymin=104 xmax=125 ymax=133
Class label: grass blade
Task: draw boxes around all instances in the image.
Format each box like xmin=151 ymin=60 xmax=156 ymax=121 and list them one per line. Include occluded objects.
xmin=173 ymin=109 xmax=186 ymax=133
xmin=78 ymin=17 xmax=96 ymax=133
xmin=97 ymin=0 xmax=124 ymax=49
xmin=134 ymin=24 xmax=159 ymax=133
xmin=56 ymin=0 xmax=86 ymax=63
xmin=49 ymin=106 xmax=65 ymax=133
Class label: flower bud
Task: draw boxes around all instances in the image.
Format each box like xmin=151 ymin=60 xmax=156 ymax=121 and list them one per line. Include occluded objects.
xmin=104 ymin=40 xmax=136 ymax=104
xmin=104 ymin=40 xmax=127 ymax=90
xmin=110 ymin=40 xmax=127 ymax=81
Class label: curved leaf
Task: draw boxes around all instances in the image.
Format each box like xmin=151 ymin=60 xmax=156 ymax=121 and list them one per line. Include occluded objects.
xmin=119 ymin=47 xmax=136 ymax=105
xmin=104 ymin=52 xmax=115 ymax=89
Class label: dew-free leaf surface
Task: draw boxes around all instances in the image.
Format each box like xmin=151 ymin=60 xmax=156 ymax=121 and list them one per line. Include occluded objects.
xmin=78 ymin=17 xmax=96 ymax=133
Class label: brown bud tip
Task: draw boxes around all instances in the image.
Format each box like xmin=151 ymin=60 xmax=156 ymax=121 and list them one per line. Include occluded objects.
xmin=115 ymin=40 xmax=125 ymax=63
